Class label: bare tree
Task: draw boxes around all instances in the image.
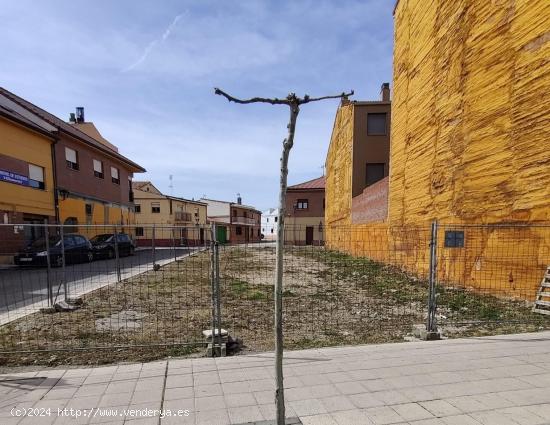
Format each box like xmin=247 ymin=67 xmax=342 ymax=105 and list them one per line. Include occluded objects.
xmin=214 ymin=87 xmax=353 ymax=425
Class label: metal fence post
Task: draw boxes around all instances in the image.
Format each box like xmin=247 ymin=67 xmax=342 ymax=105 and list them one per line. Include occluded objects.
xmin=214 ymin=224 xmax=222 ymax=352
xmin=427 ymin=220 xmax=439 ymax=334
xmin=114 ymin=224 xmax=121 ymax=282
xmin=172 ymin=227 xmax=177 ymax=262
xmin=152 ymin=224 xmax=156 ymax=268
xmin=210 ymin=223 xmax=217 ymax=357
xmin=44 ymin=219 xmax=53 ymax=306
xmin=60 ymin=224 xmax=67 ymax=302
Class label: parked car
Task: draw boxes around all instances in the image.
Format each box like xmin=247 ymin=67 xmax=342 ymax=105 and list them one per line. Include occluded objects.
xmin=14 ymin=234 xmax=94 ymax=267
xmin=90 ymin=233 xmax=135 ymax=260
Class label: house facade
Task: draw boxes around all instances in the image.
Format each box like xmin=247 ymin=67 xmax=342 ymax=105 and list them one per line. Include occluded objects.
xmin=261 ymin=208 xmax=278 ymax=241
xmin=386 ymin=0 xmax=550 ymax=298
xmin=0 ymin=94 xmax=57 ymax=263
xmin=132 ymin=181 xmax=208 ymax=246
xmin=326 ymin=0 xmax=550 ymax=300
xmin=285 ymin=176 xmax=325 ymax=246
xmin=200 ymin=197 xmax=261 ymax=244
xmin=325 ymin=84 xmax=391 ymax=228
xmin=0 ymin=88 xmax=146 ymax=239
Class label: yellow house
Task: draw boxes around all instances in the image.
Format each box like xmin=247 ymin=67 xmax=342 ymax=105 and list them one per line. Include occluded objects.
xmin=132 ymin=181 xmax=208 ymax=246
xmin=0 ymin=94 xmax=57 ymax=263
xmin=326 ymin=0 xmax=550 ymax=299
xmin=0 ymin=88 xmax=146 ymax=240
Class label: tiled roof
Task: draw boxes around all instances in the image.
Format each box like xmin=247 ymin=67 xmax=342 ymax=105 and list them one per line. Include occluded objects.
xmin=288 ymin=176 xmax=325 ymax=190
xmin=132 ymin=181 xmax=153 ymax=190
xmin=0 ymin=104 xmax=54 ymax=137
xmin=200 ymin=198 xmax=262 ymax=213
xmin=0 ymin=87 xmax=145 ymax=173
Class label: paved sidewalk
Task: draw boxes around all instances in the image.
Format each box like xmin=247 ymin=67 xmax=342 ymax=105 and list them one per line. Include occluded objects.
xmin=1 ymin=332 xmax=550 ymax=425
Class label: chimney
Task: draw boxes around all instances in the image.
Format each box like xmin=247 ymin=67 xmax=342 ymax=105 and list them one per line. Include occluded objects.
xmin=380 ymin=83 xmax=390 ymax=102
xmin=237 ymin=193 xmax=242 ymax=205
xmin=69 ymin=113 xmax=76 ymax=123
xmin=75 ymin=107 xmax=85 ymax=123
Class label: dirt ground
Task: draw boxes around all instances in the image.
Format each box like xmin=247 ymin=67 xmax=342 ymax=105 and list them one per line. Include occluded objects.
xmin=1 ymin=245 xmax=548 ymax=367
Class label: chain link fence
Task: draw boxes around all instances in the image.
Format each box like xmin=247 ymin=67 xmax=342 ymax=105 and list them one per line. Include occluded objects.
xmin=0 ymin=222 xmax=548 ymax=365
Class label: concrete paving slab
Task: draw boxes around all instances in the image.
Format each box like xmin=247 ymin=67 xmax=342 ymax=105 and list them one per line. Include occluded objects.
xmin=1 ymin=331 xmax=550 ymax=424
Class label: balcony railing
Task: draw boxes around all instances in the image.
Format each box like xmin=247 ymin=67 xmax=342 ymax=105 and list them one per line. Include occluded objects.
xmin=232 ymin=216 xmax=256 ymax=225
xmin=174 ymin=211 xmax=193 ymax=222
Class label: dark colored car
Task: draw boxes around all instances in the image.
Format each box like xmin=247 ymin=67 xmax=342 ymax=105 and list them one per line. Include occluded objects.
xmin=90 ymin=233 xmax=135 ymax=260
xmin=14 ymin=234 xmax=94 ymax=267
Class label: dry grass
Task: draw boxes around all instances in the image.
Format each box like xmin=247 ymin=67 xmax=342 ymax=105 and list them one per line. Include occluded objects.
xmin=1 ymin=245 xmax=548 ymax=367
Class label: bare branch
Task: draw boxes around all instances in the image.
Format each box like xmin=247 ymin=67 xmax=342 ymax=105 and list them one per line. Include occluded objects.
xmin=214 ymin=88 xmax=289 ymax=105
xmin=299 ymin=90 xmax=354 ymax=105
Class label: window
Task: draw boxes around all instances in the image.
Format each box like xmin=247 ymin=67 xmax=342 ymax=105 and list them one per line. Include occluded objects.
xmin=85 ymin=204 xmax=92 ymax=215
xmin=28 ymin=164 xmax=45 ymax=190
xmin=257 ymin=229 xmax=260 ymax=237
xmin=151 ymin=202 xmax=160 ymax=213
xmin=93 ymin=159 xmax=104 ymax=178
xmin=111 ymin=167 xmax=120 ymax=184
xmin=63 ymin=235 xmax=76 ymax=247
xmin=250 ymin=228 xmax=253 ymax=237
xmin=296 ymin=199 xmax=308 ymax=209
xmin=117 ymin=234 xmax=130 ymax=243
xmin=65 ymin=147 xmax=79 ymax=170
xmin=267 ymin=218 xmax=269 ymax=223
xmin=366 ymin=163 xmax=385 ymax=186
xmin=135 ymin=204 xmax=141 ymax=213
xmin=274 ymin=217 xmax=278 ymax=222
xmin=73 ymin=235 xmax=87 ymax=246
xmin=271 ymin=228 xmax=274 ymax=234
xmin=233 ymin=210 xmax=237 ymax=217
xmin=444 ymin=230 xmax=465 ymax=248
xmin=367 ymin=113 xmax=387 ymax=135
xmin=135 ymin=227 xmax=144 ymax=236
xmin=236 ymin=226 xmax=242 ymax=235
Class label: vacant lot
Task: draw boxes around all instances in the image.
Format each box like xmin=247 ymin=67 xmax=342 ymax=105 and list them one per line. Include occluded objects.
xmin=1 ymin=245 xmax=548 ymax=366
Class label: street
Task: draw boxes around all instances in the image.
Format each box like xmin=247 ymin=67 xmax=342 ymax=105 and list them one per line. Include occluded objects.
xmin=0 ymin=248 xmax=192 ymax=318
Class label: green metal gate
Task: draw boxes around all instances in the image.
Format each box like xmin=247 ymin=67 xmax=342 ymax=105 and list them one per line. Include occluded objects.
xmin=216 ymin=226 xmax=227 ymax=244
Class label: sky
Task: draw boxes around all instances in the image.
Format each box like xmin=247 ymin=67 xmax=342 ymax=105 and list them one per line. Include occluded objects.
xmin=0 ymin=0 xmax=394 ymax=211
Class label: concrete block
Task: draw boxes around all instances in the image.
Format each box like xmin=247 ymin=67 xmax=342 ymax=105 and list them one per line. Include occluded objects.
xmin=207 ymin=343 xmax=227 ymax=357
xmin=413 ymin=324 xmax=441 ymax=340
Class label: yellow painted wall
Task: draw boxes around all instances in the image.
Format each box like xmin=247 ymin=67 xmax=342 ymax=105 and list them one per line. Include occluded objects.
xmin=284 ymin=217 xmax=324 ymax=244
xmin=387 ymin=0 xmax=550 ymax=298
xmin=0 ymin=118 xmax=55 ymax=218
xmin=390 ymin=0 xmax=550 ymax=225
xmin=133 ymin=190 xmax=207 ymax=226
xmin=59 ymin=197 xmax=133 ymax=238
xmin=133 ymin=188 xmax=208 ymax=240
xmin=325 ymin=104 xmax=354 ymax=228
xmin=325 ymin=0 xmax=550 ymax=300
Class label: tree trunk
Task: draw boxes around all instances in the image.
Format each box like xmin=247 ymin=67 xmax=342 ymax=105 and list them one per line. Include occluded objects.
xmin=275 ymin=102 xmax=299 ymax=425
xmin=213 ymin=87 xmax=353 ymax=425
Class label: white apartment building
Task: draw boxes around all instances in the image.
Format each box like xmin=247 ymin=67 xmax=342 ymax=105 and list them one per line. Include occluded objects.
xmin=261 ymin=208 xmax=278 ymax=240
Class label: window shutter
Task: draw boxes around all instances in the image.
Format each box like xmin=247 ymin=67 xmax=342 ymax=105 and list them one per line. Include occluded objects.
xmin=367 ymin=113 xmax=387 ymax=135
xmin=28 ymin=164 xmax=44 ymax=182
xmin=65 ymin=148 xmax=77 ymax=163
xmin=93 ymin=160 xmax=102 ymax=173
